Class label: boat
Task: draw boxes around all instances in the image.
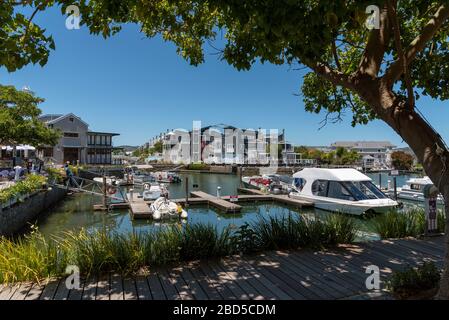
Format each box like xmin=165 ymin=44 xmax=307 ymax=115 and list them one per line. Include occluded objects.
xmin=150 ymin=197 xmax=188 ymax=220
xmin=93 ymin=176 xmax=130 ymax=186
xmin=289 ymin=168 xmax=398 ymax=215
xmin=152 ymin=171 xmax=182 ymax=183
xmin=242 ymin=174 xmax=292 ymax=194
xmin=142 ymin=183 xmax=169 ymax=201
xmin=387 ymin=176 xmax=444 ymax=204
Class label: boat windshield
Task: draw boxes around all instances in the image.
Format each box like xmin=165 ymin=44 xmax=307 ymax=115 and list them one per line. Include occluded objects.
xmin=342 ymin=181 xmax=387 ymax=200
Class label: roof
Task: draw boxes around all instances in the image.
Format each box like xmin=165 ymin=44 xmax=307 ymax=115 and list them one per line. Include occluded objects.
xmin=331 ymin=141 xmax=396 ymax=149
xmin=87 ymin=131 xmax=120 ymax=136
xmin=293 ymin=168 xmax=372 ymax=182
xmin=41 ymin=113 xmax=89 ymax=127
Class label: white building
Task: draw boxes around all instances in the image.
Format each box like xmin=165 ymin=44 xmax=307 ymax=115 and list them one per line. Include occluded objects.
xmin=331 ymin=141 xmax=396 ymax=169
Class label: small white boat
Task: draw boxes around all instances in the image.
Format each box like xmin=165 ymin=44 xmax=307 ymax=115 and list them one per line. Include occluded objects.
xmin=150 ymin=197 xmax=188 ymax=220
xmin=142 ymin=183 xmax=168 ymax=201
xmin=93 ymin=176 xmax=129 ymax=186
xmin=388 ymin=176 xmax=444 ymax=204
xmin=289 ymin=168 xmax=398 ymax=215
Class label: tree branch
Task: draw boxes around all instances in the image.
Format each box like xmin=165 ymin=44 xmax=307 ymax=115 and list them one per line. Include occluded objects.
xmin=357 ymin=4 xmax=391 ymax=78
xmin=387 ymin=0 xmax=415 ymax=110
xmin=384 ymin=3 xmax=449 ymax=85
xmin=307 ymin=62 xmax=355 ymax=90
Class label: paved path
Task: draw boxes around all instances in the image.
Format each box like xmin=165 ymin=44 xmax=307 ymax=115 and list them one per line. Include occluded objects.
xmin=0 ymin=236 xmax=445 ymax=300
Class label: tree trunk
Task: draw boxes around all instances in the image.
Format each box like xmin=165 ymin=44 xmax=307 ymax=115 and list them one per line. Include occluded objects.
xmin=356 ymin=79 xmax=449 ymax=299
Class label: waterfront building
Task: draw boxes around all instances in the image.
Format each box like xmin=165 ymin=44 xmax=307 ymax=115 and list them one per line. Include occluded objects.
xmin=156 ymin=124 xmax=297 ymax=165
xmin=330 ymin=141 xmax=396 ymax=169
xmin=38 ymin=113 xmax=119 ymax=165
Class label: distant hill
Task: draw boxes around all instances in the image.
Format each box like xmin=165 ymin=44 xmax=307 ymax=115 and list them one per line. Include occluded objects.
xmin=115 ymin=145 xmax=139 ymax=152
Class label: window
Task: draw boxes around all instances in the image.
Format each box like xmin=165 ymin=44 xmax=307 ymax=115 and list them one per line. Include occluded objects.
xmin=69 ymin=117 xmax=74 ymax=122
xmin=411 ymin=184 xmax=422 ymax=191
xmin=311 ymin=180 xmax=328 ymax=197
xmin=43 ymin=148 xmax=53 ymax=157
xmin=64 ymin=132 xmax=79 ymax=138
xmin=328 ymin=181 xmax=355 ymax=201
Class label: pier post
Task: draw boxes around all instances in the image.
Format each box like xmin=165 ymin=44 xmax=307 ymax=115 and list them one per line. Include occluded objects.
xmin=102 ymin=175 xmax=107 ymax=209
xmin=378 ymin=174 xmax=382 ymax=189
xmin=185 ymin=177 xmax=189 ymax=207
xmin=393 ymin=177 xmax=397 ymax=200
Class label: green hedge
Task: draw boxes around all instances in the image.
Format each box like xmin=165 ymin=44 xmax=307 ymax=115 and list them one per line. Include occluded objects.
xmin=0 ymin=175 xmax=47 ymax=205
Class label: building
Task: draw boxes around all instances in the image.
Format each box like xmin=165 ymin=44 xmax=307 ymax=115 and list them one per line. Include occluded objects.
xmin=160 ymin=124 xmax=297 ymax=165
xmin=38 ymin=113 xmax=119 ymax=165
xmin=330 ymin=141 xmax=396 ymax=169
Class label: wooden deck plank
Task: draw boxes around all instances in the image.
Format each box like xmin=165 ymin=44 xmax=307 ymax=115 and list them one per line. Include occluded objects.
xmin=198 ymin=262 xmax=238 ymax=300
xmin=96 ymin=274 xmax=110 ymax=300
xmin=165 ymin=269 xmax=194 ymax=300
xmin=123 ymin=277 xmax=138 ymax=300
xmin=25 ymin=283 xmax=45 ymax=300
xmin=157 ymin=271 xmax=180 ymax=300
xmin=207 ymin=260 xmax=250 ymax=300
xmin=188 ymin=264 xmax=223 ymax=300
xmin=214 ymin=258 xmax=264 ymax=300
xmin=10 ymin=282 xmax=33 ymax=300
xmin=81 ymin=275 xmax=98 ymax=300
xmin=0 ymin=284 xmax=20 ymax=300
xmin=147 ymin=273 xmax=166 ymax=300
xmin=190 ymin=191 xmax=242 ymax=213
xmin=135 ymin=276 xmax=153 ymax=300
xmin=262 ymin=252 xmax=332 ymax=299
xmin=394 ymin=239 xmax=444 ymax=258
xmin=231 ymin=255 xmax=292 ymax=300
xmin=240 ymin=255 xmax=306 ymax=300
xmin=53 ymin=278 xmax=71 ymax=300
xmin=110 ymin=274 xmax=124 ymax=300
xmin=179 ymin=265 xmax=210 ymax=300
xmin=39 ymin=279 xmax=60 ymax=300
xmin=67 ymin=278 xmax=86 ymax=300
xmin=220 ymin=256 xmax=276 ymax=300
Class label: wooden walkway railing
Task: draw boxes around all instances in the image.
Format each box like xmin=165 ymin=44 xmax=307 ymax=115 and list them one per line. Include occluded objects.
xmin=0 ymin=236 xmax=445 ymax=300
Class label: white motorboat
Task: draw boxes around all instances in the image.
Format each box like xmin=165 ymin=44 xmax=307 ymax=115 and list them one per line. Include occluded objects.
xmin=150 ymin=197 xmax=188 ymax=220
xmin=152 ymin=171 xmax=182 ymax=183
xmin=289 ymin=168 xmax=398 ymax=215
xmin=142 ymin=183 xmax=169 ymax=201
xmin=242 ymin=174 xmax=292 ymax=194
xmin=93 ymin=176 xmax=129 ymax=186
xmin=387 ymin=176 xmax=444 ymax=204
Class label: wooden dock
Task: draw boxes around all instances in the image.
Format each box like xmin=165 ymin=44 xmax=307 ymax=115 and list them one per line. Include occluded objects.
xmin=2 ymin=236 xmax=444 ymax=300
xmin=190 ymin=191 xmax=242 ymax=213
xmin=127 ymin=192 xmax=152 ymax=219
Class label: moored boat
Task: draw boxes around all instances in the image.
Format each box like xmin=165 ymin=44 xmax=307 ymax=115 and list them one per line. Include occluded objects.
xmin=387 ymin=176 xmax=444 ymax=204
xmin=289 ymin=168 xmax=398 ymax=215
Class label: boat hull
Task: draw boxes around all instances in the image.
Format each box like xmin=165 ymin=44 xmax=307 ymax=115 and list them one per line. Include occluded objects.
xmin=289 ymin=193 xmax=398 ymax=215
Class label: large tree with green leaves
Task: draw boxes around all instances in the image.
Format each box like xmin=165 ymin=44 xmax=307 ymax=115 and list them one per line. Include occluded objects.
xmin=0 ymin=85 xmax=60 ymax=150
xmin=3 ymin=0 xmax=449 ymax=297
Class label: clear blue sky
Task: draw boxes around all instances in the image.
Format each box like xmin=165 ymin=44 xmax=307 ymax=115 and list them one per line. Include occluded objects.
xmin=1 ymin=6 xmax=448 ymax=147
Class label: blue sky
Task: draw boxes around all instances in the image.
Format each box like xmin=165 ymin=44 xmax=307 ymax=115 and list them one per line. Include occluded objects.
xmin=1 ymin=7 xmax=448 ymax=147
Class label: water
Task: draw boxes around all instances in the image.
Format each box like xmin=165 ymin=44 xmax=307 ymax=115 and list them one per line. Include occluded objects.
xmin=35 ymin=172 xmax=424 ymax=241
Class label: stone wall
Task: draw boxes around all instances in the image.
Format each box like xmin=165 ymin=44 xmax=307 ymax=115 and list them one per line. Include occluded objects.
xmin=0 ymin=187 xmax=67 ymax=236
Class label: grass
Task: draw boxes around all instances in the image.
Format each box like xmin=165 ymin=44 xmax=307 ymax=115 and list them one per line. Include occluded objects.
xmin=372 ymin=208 xmax=446 ymax=239
xmin=0 ymin=214 xmax=357 ymax=284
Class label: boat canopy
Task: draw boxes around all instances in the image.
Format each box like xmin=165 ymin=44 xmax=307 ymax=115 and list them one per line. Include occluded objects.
xmin=293 ymin=168 xmax=371 ymax=182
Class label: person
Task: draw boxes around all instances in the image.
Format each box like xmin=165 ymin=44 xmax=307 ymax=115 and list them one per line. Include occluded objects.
xmin=13 ymin=165 xmax=22 ymax=182
xmin=64 ymin=162 xmax=75 ymax=187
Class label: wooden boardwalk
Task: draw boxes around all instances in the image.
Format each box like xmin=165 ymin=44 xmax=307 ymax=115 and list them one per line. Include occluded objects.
xmin=127 ymin=192 xmax=152 ymax=219
xmin=1 ymin=236 xmax=445 ymax=300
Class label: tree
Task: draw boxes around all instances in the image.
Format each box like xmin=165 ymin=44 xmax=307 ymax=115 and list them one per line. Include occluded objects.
xmin=391 ymin=151 xmax=414 ymax=170
xmin=3 ymin=0 xmax=449 ymax=298
xmin=0 ymin=85 xmax=60 ymax=163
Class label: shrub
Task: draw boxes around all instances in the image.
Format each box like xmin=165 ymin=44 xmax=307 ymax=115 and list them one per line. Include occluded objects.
xmin=0 ymin=174 xmax=47 ymax=205
xmin=187 ymin=162 xmax=209 ymax=170
xmin=387 ymin=262 xmax=441 ymax=299
xmin=372 ymin=209 xmax=425 ymax=239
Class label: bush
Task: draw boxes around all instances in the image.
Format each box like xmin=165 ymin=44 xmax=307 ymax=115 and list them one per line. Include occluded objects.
xmin=387 ymin=262 xmax=441 ymax=299
xmin=0 ymin=174 xmax=47 ymax=205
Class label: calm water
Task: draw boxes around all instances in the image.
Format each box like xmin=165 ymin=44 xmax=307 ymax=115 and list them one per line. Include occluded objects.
xmin=35 ymin=171 xmax=422 ymax=241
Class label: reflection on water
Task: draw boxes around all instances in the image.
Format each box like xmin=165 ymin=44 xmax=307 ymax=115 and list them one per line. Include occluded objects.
xmin=35 ymin=172 xmax=426 ymax=241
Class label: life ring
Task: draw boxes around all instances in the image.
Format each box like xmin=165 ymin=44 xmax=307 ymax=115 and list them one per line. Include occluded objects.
xmin=107 ymin=186 xmax=117 ymax=195
xmin=143 ymin=183 xmax=150 ymax=189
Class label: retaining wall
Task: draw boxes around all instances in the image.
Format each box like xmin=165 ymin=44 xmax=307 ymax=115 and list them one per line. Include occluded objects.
xmin=0 ymin=187 xmax=67 ymax=236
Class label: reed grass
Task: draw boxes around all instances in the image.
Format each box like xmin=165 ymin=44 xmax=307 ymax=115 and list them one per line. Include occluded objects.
xmin=372 ymin=208 xmax=446 ymax=239
xmin=0 ymin=216 xmax=357 ymax=284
